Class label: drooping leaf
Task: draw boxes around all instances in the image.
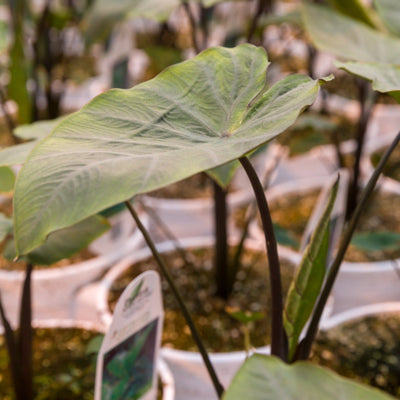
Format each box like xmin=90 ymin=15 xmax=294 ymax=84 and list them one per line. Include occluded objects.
xmin=0 ymin=213 xmax=13 ymax=242
xmin=375 ymin=0 xmax=400 ymax=36
xmin=13 ymin=116 xmax=65 ymax=140
xmin=335 ymin=61 xmax=400 ymax=102
xmin=301 ymin=3 xmax=400 ymax=64
xmin=83 ymin=0 xmax=180 ymax=45
xmin=284 ymin=179 xmax=339 ymax=361
xmin=222 ymin=354 xmax=396 ymax=400
xmin=0 ymin=166 xmax=15 ymax=191
xmin=5 ymin=215 xmax=110 ymax=265
xmin=13 ymin=44 xmax=326 ymax=255
xmin=327 ymin=0 xmax=380 ymax=29
xmin=351 ymin=231 xmax=400 ymax=252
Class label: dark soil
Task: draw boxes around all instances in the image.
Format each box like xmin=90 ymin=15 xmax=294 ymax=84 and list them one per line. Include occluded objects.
xmin=108 ymin=246 xmax=295 ymax=352
xmin=311 ymin=313 xmax=400 ymax=398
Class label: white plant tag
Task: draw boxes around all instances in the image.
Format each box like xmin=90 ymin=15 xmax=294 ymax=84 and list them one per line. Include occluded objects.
xmin=95 ymin=270 xmax=164 ymax=400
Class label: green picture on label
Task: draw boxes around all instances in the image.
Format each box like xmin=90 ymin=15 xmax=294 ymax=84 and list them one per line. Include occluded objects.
xmin=102 ymin=318 xmax=158 ymax=400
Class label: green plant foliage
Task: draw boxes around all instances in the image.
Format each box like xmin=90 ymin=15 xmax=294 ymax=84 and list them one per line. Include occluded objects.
xmin=83 ymin=0 xmax=180 ymax=45
xmin=273 ymin=223 xmax=299 ymax=249
xmin=284 ymin=179 xmax=338 ymax=361
xmin=0 ymin=213 xmax=13 ymax=242
xmin=0 ymin=117 xmax=66 ymax=167
xmin=301 ymin=3 xmax=400 ymax=64
xmin=327 ymin=0 xmax=380 ymax=29
xmin=13 ymin=44 xmax=326 ymax=255
xmin=334 ymin=61 xmax=400 ymax=102
xmin=4 ymin=216 xmax=110 ymax=265
xmin=0 ymin=166 xmax=15 ymax=192
xmin=375 ymin=0 xmax=400 ymax=36
xmin=351 ymin=231 xmax=400 ymax=252
xmin=222 ymin=355 xmax=396 ymax=399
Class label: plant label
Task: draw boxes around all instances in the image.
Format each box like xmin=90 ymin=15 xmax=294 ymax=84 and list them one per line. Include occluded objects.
xmin=95 ymin=270 xmax=164 ymax=400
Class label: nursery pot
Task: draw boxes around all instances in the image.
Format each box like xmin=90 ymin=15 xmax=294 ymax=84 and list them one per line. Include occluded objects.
xmin=97 ymin=235 xmax=332 ymax=400
xmin=0 ymin=318 xmax=174 ymax=400
xmin=314 ymin=302 xmax=400 ymax=398
xmin=0 ymin=212 xmax=146 ymax=325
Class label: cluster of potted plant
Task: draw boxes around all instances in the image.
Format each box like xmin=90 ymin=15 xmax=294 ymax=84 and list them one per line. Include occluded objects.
xmin=1 ymin=0 xmax=400 ymax=399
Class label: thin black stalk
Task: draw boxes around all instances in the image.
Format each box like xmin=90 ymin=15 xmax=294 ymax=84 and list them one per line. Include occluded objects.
xmin=213 ymin=182 xmax=229 ymax=299
xmin=346 ymin=80 xmax=376 ymax=219
xmin=18 ymin=263 xmax=33 ymax=400
xmin=199 ymin=5 xmax=213 ymax=50
xmin=298 ymin=131 xmax=400 ymax=360
xmin=247 ymin=0 xmax=273 ymax=43
xmin=124 ymin=201 xmax=224 ymax=398
xmin=0 ymin=292 xmax=23 ymax=400
xmin=182 ymin=2 xmax=201 ymax=53
xmin=239 ymin=156 xmax=287 ymax=360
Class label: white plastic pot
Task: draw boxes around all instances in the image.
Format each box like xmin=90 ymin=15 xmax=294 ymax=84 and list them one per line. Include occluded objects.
xmin=96 ymin=235 xmax=332 ymax=400
xmin=0 ymin=212 xmax=146 ymax=326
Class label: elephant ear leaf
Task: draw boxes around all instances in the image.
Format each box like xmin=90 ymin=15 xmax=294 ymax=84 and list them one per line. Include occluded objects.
xmin=222 ymin=355 xmax=396 ymax=400
xmin=13 ymin=44 xmax=326 ymax=256
xmin=284 ymin=178 xmax=339 ymax=361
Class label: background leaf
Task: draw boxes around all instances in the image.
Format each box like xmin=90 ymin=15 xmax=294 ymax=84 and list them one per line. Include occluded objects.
xmin=374 ymin=0 xmax=400 ymax=36
xmin=351 ymin=231 xmax=400 ymax=252
xmin=0 ymin=166 xmax=15 ymax=192
xmin=0 ymin=213 xmax=13 ymax=242
xmin=13 ymin=45 xmax=324 ymax=255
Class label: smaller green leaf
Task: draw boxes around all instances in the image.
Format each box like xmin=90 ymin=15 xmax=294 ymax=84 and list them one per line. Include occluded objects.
xmin=351 ymin=231 xmax=400 ymax=252
xmin=13 ymin=117 xmax=65 ymax=140
xmin=0 ymin=166 xmax=15 ymax=192
xmin=335 ymin=60 xmax=400 ymax=101
xmin=86 ymin=335 xmax=104 ymax=355
xmin=5 ymin=215 xmax=110 ymax=265
xmin=222 ymin=355 xmax=396 ymax=400
xmin=0 ymin=213 xmax=13 ymax=242
xmin=273 ymin=223 xmax=299 ymax=249
xmin=284 ymin=178 xmax=339 ymax=361
xmin=226 ymin=307 xmax=265 ymax=324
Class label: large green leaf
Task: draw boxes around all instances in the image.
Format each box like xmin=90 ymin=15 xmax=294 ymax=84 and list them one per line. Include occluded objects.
xmin=5 ymin=215 xmax=110 ymax=265
xmin=222 ymin=355 xmax=395 ymax=400
xmin=301 ymin=3 xmax=400 ymax=64
xmin=375 ymin=0 xmax=400 ymax=36
xmin=13 ymin=45 xmax=325 ymax=255
xmin=284 ymin=179 xmax=338 ymax=361
xmin=335 ymin=61 xmax=400 ymax=102
xmin=83 ymin=0 xmax=180 ymax=45
xmin=0 ymin=117 xmax=65 ymax=167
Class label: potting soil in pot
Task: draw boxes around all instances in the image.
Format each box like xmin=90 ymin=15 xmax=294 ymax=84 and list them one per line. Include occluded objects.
xmin=0 ymin=328 xmax=100 ymax=400
xmin=345 ymin=191 xmax=400 ymax=263
xmin=311 ymin=313 xmax=400 ymax=398
xmin=108 ymin=246 xmax=295 ymax=352
xmin=371 ymin=144 xmax=400 ymax=182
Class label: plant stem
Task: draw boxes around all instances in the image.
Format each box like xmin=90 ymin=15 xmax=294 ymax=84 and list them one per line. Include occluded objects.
xmin=18 ymin=263 xmax=33 ymax=400
xmin=124 ymin=201 xmax=224 ymax=398
xmin=213 ymin=181 xmax=229 ymax=299
xmin=247 ymin=0 xmax=273 ymax=43
xmin=298 ymin=131 xmax=400 ymax=360
xmin=182 ymin=2 xmax=201 ymax=53
xmin=239 ymin=156 xmax=286 ymax=361
xmin=346 ymin=80 xmax=376 ymax=219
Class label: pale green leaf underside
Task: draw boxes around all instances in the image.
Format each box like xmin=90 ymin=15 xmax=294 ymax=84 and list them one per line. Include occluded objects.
xmin=284 ymin=179 xmax=338 ymax=361
xmin=335 ymin=61 xmax=400 ymax=101
xmin=302 ymin=3 xmax=400 ymax=64
xmin=375 ymin=0 xmax=400 ymax=36
xmin=14 ymin=45 xmax=323 ymax=255
xmin=13 ymin=117 xmax=65 ymax=140
xmin=222 ymin=355 xmax=395 ymax=400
